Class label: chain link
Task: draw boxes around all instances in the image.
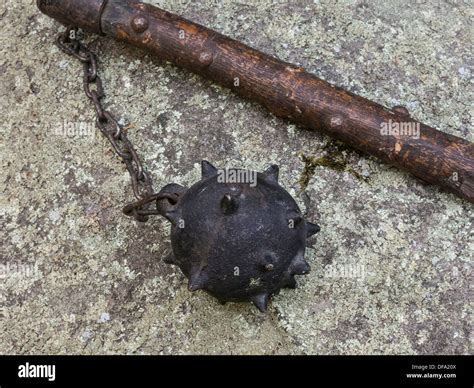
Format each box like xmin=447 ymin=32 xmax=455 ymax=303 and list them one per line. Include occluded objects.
xmin=56 ymin=27 xmax=168 ymax=222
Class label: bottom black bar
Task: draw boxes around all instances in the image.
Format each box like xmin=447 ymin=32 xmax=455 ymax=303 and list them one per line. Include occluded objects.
xmin=0 ymin=355 xmax=470 ymax=387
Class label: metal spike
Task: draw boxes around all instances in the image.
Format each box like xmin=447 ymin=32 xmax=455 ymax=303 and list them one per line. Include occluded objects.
xmin=284 ymin=275 xmax=297 ymax=289
xmin=221 ymin=193 xmax=238 ymax=215
xmin=262 ymin=164 xmax=279 ymax=183
xmin=251 ymin=293 xmax=269 ymax=312
xmin=163 ymin=252 xmax=175 ymax=264
xmin=201 ymin=160 xmax=218 ymax=179
xmin=306 ymin=222 xmax=320 ymax=237
xmin=165 ymin=209 xmax=182 ymax=225
xmin=290 ymin=253 xmax=311 ymax=275
xmin=188 ymin=269 xmax=208 ymax=291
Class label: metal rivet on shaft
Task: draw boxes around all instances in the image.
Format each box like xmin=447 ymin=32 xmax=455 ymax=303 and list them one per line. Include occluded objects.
xmin=199 ymin=51 xmax=214 ymax=66
xmin=131 ymin=16 xmax=149 ymax=33
xmin=392 ymin=105 xmax=410 ymax=116
xmin=330 ymin=115 xmax=343 ymax=128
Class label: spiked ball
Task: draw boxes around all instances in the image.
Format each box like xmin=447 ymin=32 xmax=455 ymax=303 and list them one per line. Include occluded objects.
xmin=158 ymin=161 xmax=320 ymax=312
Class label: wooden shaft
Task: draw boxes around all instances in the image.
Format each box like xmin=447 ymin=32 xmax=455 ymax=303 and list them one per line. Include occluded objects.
xmin=37 ymin=0 xmax=474 ymax=202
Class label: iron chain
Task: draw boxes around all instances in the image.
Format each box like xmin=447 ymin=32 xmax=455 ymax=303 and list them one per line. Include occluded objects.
xmin=56 ymin=27 xmax=169 ymax=222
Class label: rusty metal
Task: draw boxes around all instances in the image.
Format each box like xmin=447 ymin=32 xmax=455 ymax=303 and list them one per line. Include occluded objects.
xmin=56 ymin=27 xmax=157 ymax=222
xmin=37 ymin=0 xmax=107 ymax=34
xmin=131 ymin=15 xmax=149 ymax=33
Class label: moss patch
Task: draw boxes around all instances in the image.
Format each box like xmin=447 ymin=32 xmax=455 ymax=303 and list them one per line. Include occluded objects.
xmin=299 ymin=141 xmax=368 ymax=190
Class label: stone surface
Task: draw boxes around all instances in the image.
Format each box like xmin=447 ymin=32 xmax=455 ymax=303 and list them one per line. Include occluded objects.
xmin=1 ymin=0 xmax=472 ymax=354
